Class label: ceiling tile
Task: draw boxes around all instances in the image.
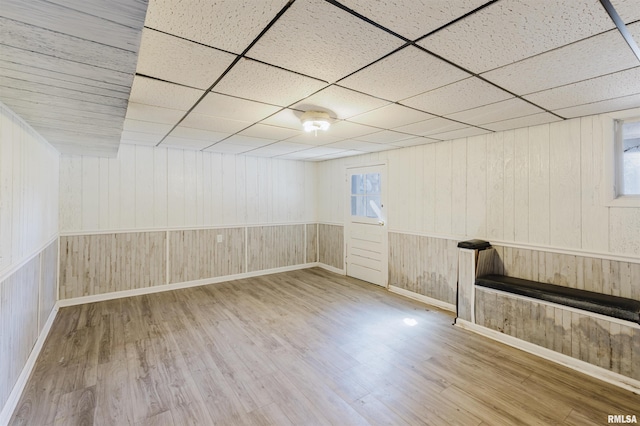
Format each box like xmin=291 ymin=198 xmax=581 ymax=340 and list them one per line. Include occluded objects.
xmin=553 ymin=94 xmax=640 ymax=119
xmin=610 ymin=0 xmax=640 ymax=23
xmin=355 ymin=130 xmax=416 ymax=144
xmin=247 ymin=0 xmax=404 ymax=83
xmin=135 ymin=28 xmax=236 ymax=90
xmin=393 ymin=117 xmax=468 ymax=136
xmin=180 ymin=113 xmax=251 ymax=133
xmin=401 ymin=77 xmax=513 ymax=116
xmin=524 ymin=67 xmax=640 ymax=111
xmin=292 ymin=85 xmax=390 ymax=119
xmin=120 ymin=131 xmax=164 ymax=145
xmin=168 ymin=126 xmax=230 ymax=143
xmin=125 ymin=103 xmax=185 ymax=125
xmin=339 ymin=46 xmax=470 ymax=101
xmin=321 ymin=121 xmax=379 ymax=139
xmin=338 ymin=0 xmax=491 ymax=40
xmin=446 ymin=98 xmax=544 ymax=126
xmin=129 ymin=76 xmax=204 ymax=110
xmin=481 ymin=27 xmax=640 ymax=95
xmin=244 ymin=141 xmax=309 ymax=157
xmin=260 ymin=108 xmax=305 ymax=130
xmin=427 ymin=126 xmax=492 ymax=140
xmin=347 ymin=104 xmax=435 ymax=128
xmin=483 ymin=112 xmax=563 ymax=132
xmin=144 ymin=0 xmax=289 ymax=54
xmin=325 ymin=140 xmax=393 ymax=152
xmin=122 ymin=119 xmax=173 ymax=135
xmin=214 ymin=59 xmax=327 ymax=106
xmin=204 ymin=142 xmax=254 ymax=154
xmin=238 ymin=123 xmax=301 ymax=140
xmin=278 ymin=146 xmax=346 ymax=160
xmin=221 ymin=135 xmax=275 ymax=147
xmin=315 ymin=150 xmax=365 ymax=160
xmin=285 ymin=131 xmax=342 ymax=146
xmin=391 ymin=136 xmax=437 ymax=147
xmin=419 ymin=0 xmax=614 ymax=73
xmin=194 ymin=92 xmax=282 ymax=122
xmin=161 ymin=136 xmax=217 ymax=150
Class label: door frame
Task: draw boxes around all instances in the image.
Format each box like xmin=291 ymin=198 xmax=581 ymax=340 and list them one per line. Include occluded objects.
xmin=344 ymin=161 xmax=388 ymax=287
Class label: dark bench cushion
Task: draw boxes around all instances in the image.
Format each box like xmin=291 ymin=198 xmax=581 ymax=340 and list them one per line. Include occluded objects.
xmin=476 ymin=274 xmax=640 ymax=325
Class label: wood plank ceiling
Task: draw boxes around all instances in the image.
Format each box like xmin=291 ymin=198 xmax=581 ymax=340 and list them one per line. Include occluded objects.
xmin=1 ymin=0 xmax=640 ymax=159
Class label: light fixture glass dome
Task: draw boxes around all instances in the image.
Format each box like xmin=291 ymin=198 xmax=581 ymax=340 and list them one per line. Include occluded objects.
xmin=301 ymin=110 xmax=331 ymax=133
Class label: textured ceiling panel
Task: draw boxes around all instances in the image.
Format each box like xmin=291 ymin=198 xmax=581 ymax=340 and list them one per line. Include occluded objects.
xmin=553 ymin=94 xmax=640 ymax=119
xmin=610 ymin=0 xmax=640 ymax=23
xmin=144 ymin=0 xmax=289 ymax=54
xmin=447 ymin=98 xmax=544 ymax=126
xmin=162 ymin=135 xmax=220 ymax=150
xmin=347 ymin=103 xmax=435 ymax=128
xmin=247 ymin=0 xmax=404 ymax=83
xmin=481 ymin=26 xmax=640 ymax=95
xmin=339 ymin=46 xmax=470 ymax=101
xmin=135 ymin=29 xmax=237 ymax=90
xmin=220 ymin=134 xmax=275 ymax=147
xmin=338 ymin=0 xmax=491 ymax=40
xmin=354 ymin=130 xmax=416 ymax=144
xmin=129 ymin=76 xmax=204 ymax=110
xmin=292 ymin=85 xmax=390 ymax=119
xmin=401 ymin=77 xmax=513 ymax=116
xmin=204 ymin=142 xmax=254 ymax=154
xmin=168 ymin=126 xmax=230 ymax=143
xmin=193 ymin=92 xmax=281 ymax=122
xmin=260 ymin=109 xmax=307 ymax=130
xmin=238 ymin=124 xmax=301 ymax=140
xmin=524 ymin=67 xmax=640 ymax=111
xmin=214 ymin=59 xmax=326 ymax=107
xmin=419 ymin=0 xmax=614 ymax=73
xmin=482 ymin=112 xmax=562 ymax=132
xmin=428 ymin=126 xmax=492 ymax=140
xmin=125 ymin=103 xmax=185 ymax=125
xmin=180 ymin=113 xmax=251 ymax=134
xmin=325 ymin=140 xmax=394 ymax=152
xmin=393 ymin=117 xmax=468 ymax=136
xmin=391 ymin=136 xmax=437 ymax=147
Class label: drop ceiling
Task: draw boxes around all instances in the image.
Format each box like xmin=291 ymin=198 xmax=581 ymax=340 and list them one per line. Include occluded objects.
xmin=1 ymin=0 xmax=640 ymax=160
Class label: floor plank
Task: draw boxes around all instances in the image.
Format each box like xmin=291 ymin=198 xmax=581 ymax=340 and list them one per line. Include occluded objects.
xmin=10 ymin=268 xmax=640 ymax=425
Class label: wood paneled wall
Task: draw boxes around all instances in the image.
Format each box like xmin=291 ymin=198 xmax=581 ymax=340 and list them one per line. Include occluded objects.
xmin=492 ymin=246 xmax=640 ymax=302
xmin=169 ymin=228 xmax=245 ymax=284
xmin=389 ymin=232 xmax=458 ymax=304
xmin=0 ymin=103 xmax=59 ymax=416
xmin=0 ymin=102 xmax=59 ymax=277
xmin=59 ymin=145 xmax=316 ymax=232
xmin=247 ymin=225 xmax=305 ymax=272
xmin=476 ymin=288 xmax=640 ymax=381
xmin=306 ymin=223 xmax=318 ymax=263
xmin=59 ymin=232 xmax=167 ymax=299
xmin=316 ymin=113 xmax=640 ymax=259
xmin=318 ymin=224 xmax=344 ymax=270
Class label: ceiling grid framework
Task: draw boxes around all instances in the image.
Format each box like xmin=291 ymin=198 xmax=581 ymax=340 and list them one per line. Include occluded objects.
xmin=1 ymin=0 xmax=640 ymax=159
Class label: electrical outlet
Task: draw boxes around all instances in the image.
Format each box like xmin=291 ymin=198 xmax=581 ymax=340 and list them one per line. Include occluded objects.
xmin=217 ymin=234 xmax=223 ymax=243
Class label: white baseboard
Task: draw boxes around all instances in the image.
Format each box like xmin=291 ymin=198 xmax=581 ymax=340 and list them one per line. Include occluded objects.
xmin=317 ymin=263 xmax=345 ymax=275
xmin=0 ymin=305 xmax=59 ymax=425
xmin=456 ymin=319 xmax=640 ymax=395
xmin=388 ymin=285 xmax=456 ymax=312
xmin=57 ymin=263 xmax=320 ymax=307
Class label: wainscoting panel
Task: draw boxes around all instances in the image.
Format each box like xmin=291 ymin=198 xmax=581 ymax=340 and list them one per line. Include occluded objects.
xmin=495 ymin=246 xmax=640 ymax=301
xmin=38 ymin=240 xmax=58 ymax=330
xmin=247 ymin=225 xmax=305 ymax=272
xmin=306 ymin=223 xmax=318 ymax=263
xmin=59 ymin=232 xmax=166 ymax=299
xmin=168 ymin=228 xmax=245 ymax=284
xmin=0 ymin=256 xmax=40 ymax=409
xmin=318 ymin=224 xmax=343 ymax=270
xmin=389 ymin=232 xmax=457 ymax=304
xmin=476 ymin=287 xmax=640 ymax=381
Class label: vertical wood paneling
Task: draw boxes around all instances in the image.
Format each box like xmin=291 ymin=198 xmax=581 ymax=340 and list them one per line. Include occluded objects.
xmin=210 ymin=153 xmax=224 ymax=225
xmin=81 ymin=156 xmax=100 ymax=230
xmin=549 ymin=120 xmax=581 ymax=248
xmin=167 ymin=149 xmax=185 ymax=227
xmin=98 ymin=157 xmax=110 ymax=229
xmin=451 ymin=138 xmax=467 ymax=236
xmin=245 ymin=156 xmax=259 ymax=224
xmin=247 ymin=225 xmax=305 ymax=272
xmin=528 ymin=124 xmax=550 ymax=245
xmin=435 ymin=141 xmax=453 ymax=235
xmin=486 ymin=132 xmax=504 ymax=240
xmin=153 ymin=147 xmax=168 ymax=227
xmin=107 ymin=156 xmax=120 ymax=229
xmin=0 ymin=110 xmax=14 ymax=271
xmin=118 ymin=144 xmax=136 ymax=229
xmin=59 ymin=232 xmax=166 ymax=299
xmin=134 ymin=145 xmax=154 ymax=229
xmin=422 ymin=144 xmax=436 ymax=233
xmin=513 ymin=127 xmax=529 ymax=242
xmin=466 ymin=135 xmax=487 ymax=237
xmin=222 ymin=154 xmax=237 ymax=226
xmin=183 ymin=150 xmax=198 ymax=226
xmin=306 ymin=223 xmax=318 ymax=263
xmin=39 ymin=239 xmax=58 ymax=330
xmin=503 ymin=130 xmax=516 ymax=242
xmin=168 ymin=228 xmax=244 ymax=284
xmin=319 ymin=224 xmax=343 ymax=270
xmin=476 ymin=288 xmax=639 ymax=380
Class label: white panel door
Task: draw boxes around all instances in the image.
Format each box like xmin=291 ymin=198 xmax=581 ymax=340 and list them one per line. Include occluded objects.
xmin=346 ymin=164 xmax=387 ymax=287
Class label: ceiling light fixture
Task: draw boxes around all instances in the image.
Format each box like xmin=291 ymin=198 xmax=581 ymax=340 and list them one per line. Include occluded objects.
xmin=301 ymin=110 xmax=331 ymax=135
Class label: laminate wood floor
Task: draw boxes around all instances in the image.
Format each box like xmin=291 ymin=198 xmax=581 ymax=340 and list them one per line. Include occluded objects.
xmin=11 ymin=268 xmax=639 ymax=425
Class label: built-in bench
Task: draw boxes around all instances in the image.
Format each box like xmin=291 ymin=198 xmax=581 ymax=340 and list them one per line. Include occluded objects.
xmin=476 ymin=274 xmax=640 ymax=325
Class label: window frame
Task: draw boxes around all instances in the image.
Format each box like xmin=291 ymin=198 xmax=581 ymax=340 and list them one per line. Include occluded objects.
xmin=602 ymin=108 xmax=640 ymax=207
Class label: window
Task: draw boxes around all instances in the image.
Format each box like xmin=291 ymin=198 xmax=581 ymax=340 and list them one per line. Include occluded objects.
xmin=350 ymin=173 xmax=381 ymax=218
xmin=619 ymin=119 xmax=640 ymax=196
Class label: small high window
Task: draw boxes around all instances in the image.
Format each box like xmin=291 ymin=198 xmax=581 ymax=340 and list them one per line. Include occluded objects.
xmin=617 ymin=119 xmax=640 ymax=196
